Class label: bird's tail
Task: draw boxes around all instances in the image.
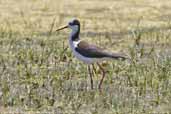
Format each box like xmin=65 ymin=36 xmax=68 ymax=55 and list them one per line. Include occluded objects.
xmin=108 ymin=52 xmax=130 ymax=60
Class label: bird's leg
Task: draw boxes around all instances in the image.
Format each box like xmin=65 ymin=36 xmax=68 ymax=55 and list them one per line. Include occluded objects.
xmin=88 ymin=65 xmax=93 ymax=89
xmin=92 ymin=64 xmax=96 ymax=74
xmin=97 ymin=63 xmax=106 ymax=90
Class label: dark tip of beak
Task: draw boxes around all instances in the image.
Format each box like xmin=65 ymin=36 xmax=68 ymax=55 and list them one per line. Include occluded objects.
xmin=56 ymin=25 xmax=68 ymax=31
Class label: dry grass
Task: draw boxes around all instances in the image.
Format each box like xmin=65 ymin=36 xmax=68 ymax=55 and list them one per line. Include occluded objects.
xmin=0 ymin=0 xmax=171 ymax=113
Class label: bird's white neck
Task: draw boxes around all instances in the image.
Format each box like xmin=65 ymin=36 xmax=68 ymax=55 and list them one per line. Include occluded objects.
xmin=69 ymin=25 xmax=80 ymax=41
xmin=69 ymin=32 xmax=80 ymax=49
xmin=70 ymin=30 xmax=78 ymax=39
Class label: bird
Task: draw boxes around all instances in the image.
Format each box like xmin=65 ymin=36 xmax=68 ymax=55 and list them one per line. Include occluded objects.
xmin=56 ymin=19 xmax=128 ymax=90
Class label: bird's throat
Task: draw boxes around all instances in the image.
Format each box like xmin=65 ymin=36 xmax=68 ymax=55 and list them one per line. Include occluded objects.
xmin=70 ymin=29 xmax=80 ymax=41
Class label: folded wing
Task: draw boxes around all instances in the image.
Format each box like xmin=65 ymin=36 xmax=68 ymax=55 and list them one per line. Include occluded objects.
xmin=75 ymin=41 xmax=127 ymax=60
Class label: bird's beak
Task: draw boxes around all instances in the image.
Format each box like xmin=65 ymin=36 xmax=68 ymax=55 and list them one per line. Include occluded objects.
xmin=56 ymin=25 xmax=68 ymax=31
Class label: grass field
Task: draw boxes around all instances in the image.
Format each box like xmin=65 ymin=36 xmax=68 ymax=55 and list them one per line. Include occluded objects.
xmin=0 ymin=0 xmax=171 ymax=113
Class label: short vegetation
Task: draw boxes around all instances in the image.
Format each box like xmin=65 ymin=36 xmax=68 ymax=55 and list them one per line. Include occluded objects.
xmin=0 ymin=0 xmax=171 ymax=113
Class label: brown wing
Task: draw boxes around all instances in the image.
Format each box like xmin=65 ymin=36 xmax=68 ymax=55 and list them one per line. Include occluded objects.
xmin=75 ymin=41 xmax=127 ymax=59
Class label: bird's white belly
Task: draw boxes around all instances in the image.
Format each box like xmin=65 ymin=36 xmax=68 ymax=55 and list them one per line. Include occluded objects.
xmin=69 ymin=40 xmax=94 ymax=64
xmin=72 ymin=49 xmax=95 ymax=64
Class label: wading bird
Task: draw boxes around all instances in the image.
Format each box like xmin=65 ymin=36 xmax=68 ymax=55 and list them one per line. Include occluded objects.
xmin=56 ymin=19 xmax=128 ymax=90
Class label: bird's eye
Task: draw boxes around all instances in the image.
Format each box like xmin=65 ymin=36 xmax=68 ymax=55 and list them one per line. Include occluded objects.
xmin=69 ymin=22 xmax=72 ymax=25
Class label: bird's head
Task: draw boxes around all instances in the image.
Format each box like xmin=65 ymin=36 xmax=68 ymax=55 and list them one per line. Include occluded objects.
xmin=56 ymin=19 xmax=80 ymax=32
